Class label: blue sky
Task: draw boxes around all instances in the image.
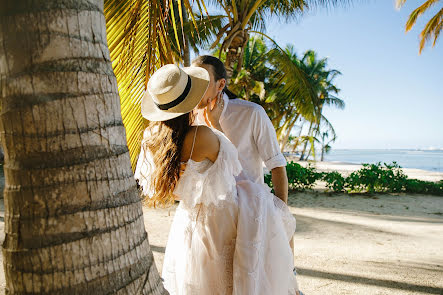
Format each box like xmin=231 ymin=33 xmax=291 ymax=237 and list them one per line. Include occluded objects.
xmin=264 ymin=0 xmax=443 ymax=149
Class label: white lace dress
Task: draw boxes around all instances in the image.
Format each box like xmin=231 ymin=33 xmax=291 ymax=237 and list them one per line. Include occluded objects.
xmin=136 ymin=129 xmax=298 ymax=295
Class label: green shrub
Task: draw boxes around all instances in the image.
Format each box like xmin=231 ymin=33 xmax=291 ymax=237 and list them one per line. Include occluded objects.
xmin=345 ymin=162 xmax=408 ymax=194
xmin=263 ymin=161 xmax=443 ymax=196
xmin=404 ymin=179 xmax=443 ymax=196
xmin=322 ymin=171 xmax=346 ymax=192
xmin=286 ymin=162 xmax=322 ymax=191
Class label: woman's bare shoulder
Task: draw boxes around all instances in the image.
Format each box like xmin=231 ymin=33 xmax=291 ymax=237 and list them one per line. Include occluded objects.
xmin=194 ymin=126 xmax=220 ymax=162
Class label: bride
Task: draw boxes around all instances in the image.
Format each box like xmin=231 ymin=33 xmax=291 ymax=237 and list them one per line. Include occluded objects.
xmin=135 ymin=64 xmax=300 ymax=294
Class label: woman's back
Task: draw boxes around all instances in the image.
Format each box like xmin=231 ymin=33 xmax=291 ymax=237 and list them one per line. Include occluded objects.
xmin=180 ymin=125 xmax=220 ymax=164
xmin=163 ymin=127 xmax=240 ymax=294
xmin=159 ymin=128 xmax=298 ymax=294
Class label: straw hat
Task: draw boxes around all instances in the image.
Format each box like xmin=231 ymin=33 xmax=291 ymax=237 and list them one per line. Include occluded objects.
xmin=141 ymin=64 xmax=210 ymax=121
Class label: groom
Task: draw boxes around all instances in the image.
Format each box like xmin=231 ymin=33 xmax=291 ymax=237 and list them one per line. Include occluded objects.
xmin=192 ymin=55 xmax=303 ymax=294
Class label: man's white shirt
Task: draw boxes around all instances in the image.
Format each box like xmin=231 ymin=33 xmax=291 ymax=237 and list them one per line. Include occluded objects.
xmin=204 ymin=93 xmax=287 ymax=184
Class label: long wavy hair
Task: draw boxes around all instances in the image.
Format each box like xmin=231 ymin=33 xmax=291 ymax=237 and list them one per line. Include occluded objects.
xmin=141 ymin=112 xmax=194 ymax=207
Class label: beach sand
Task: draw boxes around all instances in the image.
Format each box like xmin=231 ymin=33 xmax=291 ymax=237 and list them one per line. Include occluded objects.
xmin=0 ymin=162 xmax=442 ymax=294
xmin=141 ymin=191 xmax=443 ymax=295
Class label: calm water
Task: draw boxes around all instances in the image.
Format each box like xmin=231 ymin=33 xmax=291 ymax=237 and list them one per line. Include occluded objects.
xmin=323 ymin=149 xmax=443 ymax=172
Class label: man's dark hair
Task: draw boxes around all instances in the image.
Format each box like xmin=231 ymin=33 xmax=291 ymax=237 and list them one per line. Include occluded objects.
xmin=192 ymin=55 xmax=237 ymax=100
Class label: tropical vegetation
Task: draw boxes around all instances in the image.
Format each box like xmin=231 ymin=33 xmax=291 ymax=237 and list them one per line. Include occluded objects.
xmin=217 ymin=36 xmax=344 ymax=160
xmin=265 ymin=162 xmax=443 ymax=195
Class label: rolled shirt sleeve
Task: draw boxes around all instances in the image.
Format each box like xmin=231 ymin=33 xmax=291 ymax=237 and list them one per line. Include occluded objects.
xmin=253 ymin=106 xmax=287 ymax=171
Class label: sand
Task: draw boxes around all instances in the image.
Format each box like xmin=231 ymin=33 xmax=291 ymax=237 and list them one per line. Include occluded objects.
xmin=0 ymin=162 xmax=442 ymax=294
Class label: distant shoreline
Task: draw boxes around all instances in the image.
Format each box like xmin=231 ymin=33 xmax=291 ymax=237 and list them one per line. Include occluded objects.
xmin=283 ymin=149 xmax=443 ymax=173
xmin=287 ymin=159 xmax=443 ymax=182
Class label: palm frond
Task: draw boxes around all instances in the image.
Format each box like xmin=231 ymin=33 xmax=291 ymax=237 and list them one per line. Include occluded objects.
xmin=396 ymin=0 xmax=408 ymax=9
xmin=257 ymin=0 xmax=305 ymax=23
xmin=170 ymin=14 xmax=226 ymax=55
xmin=317 ymin=114 xmax=336 ymax=138
xmin=268 ymin=46 xmax=320 ymax=121
xmin=405 ymin=0 xmax=440 ymax=32
xmin=105 ymin=0 xmax=205 ymax=170
xmin=304 ymin=0 xmax=351 ymax=11
xmin=419 ymin=7 xmax=443 ymax=52
xmin=433 ymin=14 xmax=443 ymax=45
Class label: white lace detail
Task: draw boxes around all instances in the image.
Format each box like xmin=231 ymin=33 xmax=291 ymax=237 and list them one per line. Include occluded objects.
xmin=173 ymin=129 xmax=242 ymax=209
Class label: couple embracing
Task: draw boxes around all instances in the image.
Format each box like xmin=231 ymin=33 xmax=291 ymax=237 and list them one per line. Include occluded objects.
xmin=135 ymin=56 xmax=303 ymax=295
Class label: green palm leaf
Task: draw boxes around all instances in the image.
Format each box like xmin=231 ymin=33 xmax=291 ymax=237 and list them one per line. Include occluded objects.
xmin=104 ymin=0 xmax=205 ymax=170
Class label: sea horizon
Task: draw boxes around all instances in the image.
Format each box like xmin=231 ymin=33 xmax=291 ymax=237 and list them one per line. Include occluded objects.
xmin=324 ymin=149 xmax=443 ymax=173
xmin=286 ymin=148 xmax=443 ymax=173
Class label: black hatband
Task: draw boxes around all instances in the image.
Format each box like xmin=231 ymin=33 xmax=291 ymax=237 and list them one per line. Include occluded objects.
xmin=155 ymin=76 xmax=192 ymax=110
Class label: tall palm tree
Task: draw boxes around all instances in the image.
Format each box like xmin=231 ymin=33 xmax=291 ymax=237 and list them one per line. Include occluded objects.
xmin=209 ymin=0 xmax=351 ymax=78
xmin=269 ymin=47 xmax=322 ymax=151
xmin=292 ymin=50 xmax=344 ymax=160
xmin=0 ymin=0 xmax=166 ymax=293
xmin=396 ymin=0 xmax=442 ymax=53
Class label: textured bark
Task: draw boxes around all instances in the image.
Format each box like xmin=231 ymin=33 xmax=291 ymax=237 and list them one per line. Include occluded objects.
xmin=0 ymin=0 xmax=166 ymax=294
xmin=224 ymin=30 xmax=248 ymax=80
xmin=180 ymin=0 xmax=191 ymax=67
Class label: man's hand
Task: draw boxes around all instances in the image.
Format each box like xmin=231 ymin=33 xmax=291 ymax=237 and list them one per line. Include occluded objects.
xmin=204 ymin=91 xmax=224 ymax=132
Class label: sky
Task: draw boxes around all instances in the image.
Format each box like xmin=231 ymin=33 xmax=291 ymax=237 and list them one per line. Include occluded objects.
xmin=262 ymin=0 xmax=443 ymax=150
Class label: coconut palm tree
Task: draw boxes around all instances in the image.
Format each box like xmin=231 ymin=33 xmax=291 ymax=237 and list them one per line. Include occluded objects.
xmin=396 ymin=0 xmax=442 ymax=53
xmin=319 ymin=130 xmax=336 ymax=161
xmin=209 ymin=0 xmax=351 ymax=78
xmin=0 ymin=0 xmax=166 ymax=293
xmin=269 ymin=46 xmax=323 ymax=149
xmin=292 ymin=50 xmax=344 ymax=160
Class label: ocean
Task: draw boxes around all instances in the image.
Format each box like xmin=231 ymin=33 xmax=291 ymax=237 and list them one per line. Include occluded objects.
xmin=322 ymin=149 xmax=443 ymax=172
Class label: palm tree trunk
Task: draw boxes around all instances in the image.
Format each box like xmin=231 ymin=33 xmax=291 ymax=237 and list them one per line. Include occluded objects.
xmin=306 ymin=145 xmax=313 ymax=160
xmin=291 ymin=126 xmax=304 ymax=153
xmin=224 ymin=29 xmax=249 ymax=79
xmin=279 ymin=114 xmax=300 ymax=151
xmin=0 ymin=1 xmax=165 ymax=294
xmin=299 ymin=122 xmax=313 ymax=160
xmin=180 ymin=0 xmax=191 ymax=66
